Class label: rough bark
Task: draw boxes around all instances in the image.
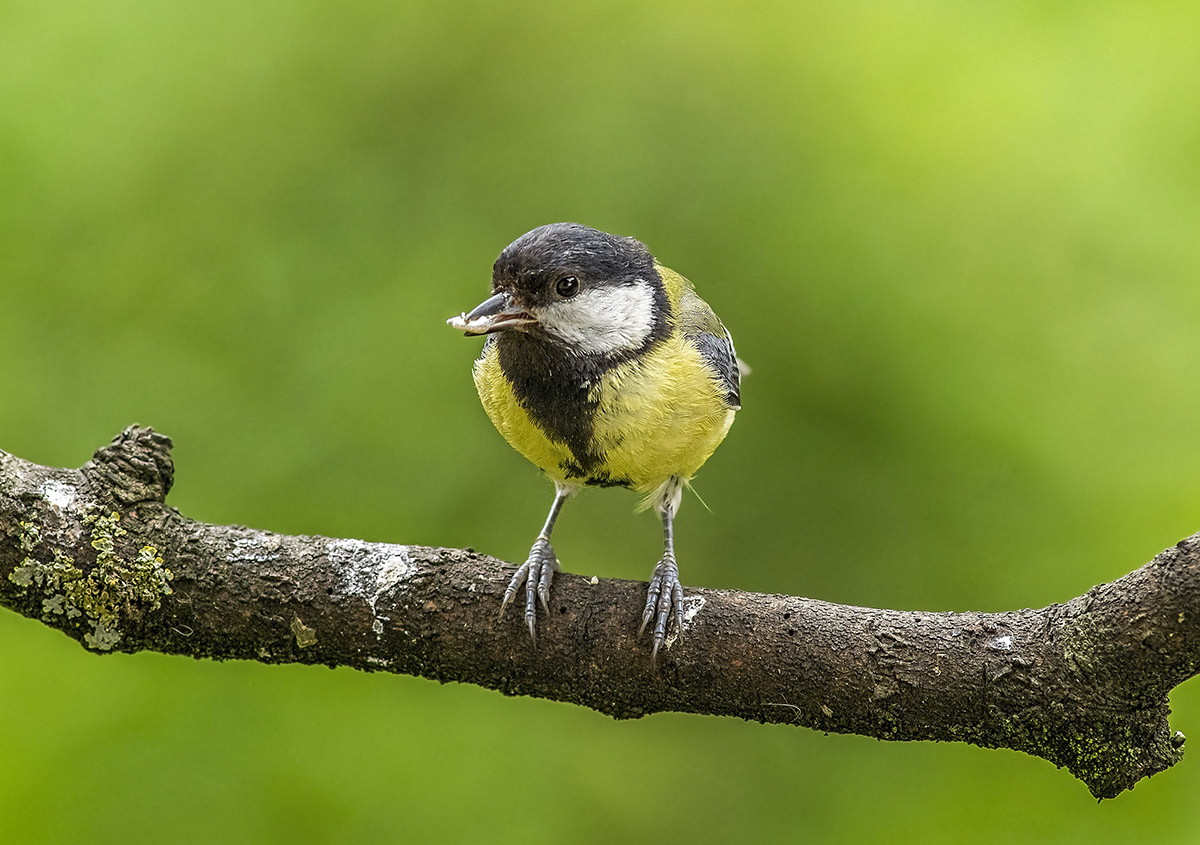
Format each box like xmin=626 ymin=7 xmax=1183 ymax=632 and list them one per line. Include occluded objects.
xmin=1 ymin=427 xmax=1195 ymax=798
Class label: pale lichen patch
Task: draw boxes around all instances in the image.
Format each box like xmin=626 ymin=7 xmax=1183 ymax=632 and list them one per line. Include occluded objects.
xmin=660 ymin=595 xmax=706 ymax=652
xmin=40 ymin=479 xmax=76 ymax=510
xmin=226 ymin=533 xmax=283 ymax=564
xmin=329 ymin=538 xmax=415 ymax=611
xmin=8 ymin=510 xmax=173 ymax=651
xmin=989 ymin=635 xmax=1015 ymax=651
xmin=17 ymin=520 xmax=41 ymax=552
xmin=328 ymin=538 xmax=414 ymax=642
xmin=681 ymin=594 xmax=706 ymax=627
xmin=9 ymin=560 xmax=37 ymax=588
xmin=372 ymin=550 xmax=415 ymax=612
xmin=85 ymin=622 xmax=122 ymax=651
xmin=9 ymin=521 xmax=46 ymax=587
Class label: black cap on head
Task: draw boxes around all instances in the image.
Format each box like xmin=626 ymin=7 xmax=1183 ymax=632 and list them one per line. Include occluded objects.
xmin=492 ymin=223 xmax=656 ymax=304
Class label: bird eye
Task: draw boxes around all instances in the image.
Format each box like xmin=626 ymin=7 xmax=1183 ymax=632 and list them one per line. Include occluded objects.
xmin=555 ymin=276 xmax=580 ymax=298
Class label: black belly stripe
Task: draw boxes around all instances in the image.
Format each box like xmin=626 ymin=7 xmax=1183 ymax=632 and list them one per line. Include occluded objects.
xmin=494 ymin=333 xmax=606 ymax=478
xmin=586 ymin=473 xmax=632 ymax=488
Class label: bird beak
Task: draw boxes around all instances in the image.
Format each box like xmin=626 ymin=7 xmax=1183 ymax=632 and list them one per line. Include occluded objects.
xmin=446 ymin=292 xmax=536 ymax=336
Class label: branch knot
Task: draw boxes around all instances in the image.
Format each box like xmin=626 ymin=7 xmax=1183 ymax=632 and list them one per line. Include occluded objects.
xmin=84 ymin=426 xmax=174 ymax=505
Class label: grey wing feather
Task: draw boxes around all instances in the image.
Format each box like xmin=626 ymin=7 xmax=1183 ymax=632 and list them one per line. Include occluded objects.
xmin=679 ymin=288 xmax=741 ymax=410
xmin=692 ymin=327 xmax=741 ymax=409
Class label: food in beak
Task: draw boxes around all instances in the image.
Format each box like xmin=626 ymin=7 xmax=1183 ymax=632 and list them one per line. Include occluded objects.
xmin=446 ymin=292 xmax=534 ymax=335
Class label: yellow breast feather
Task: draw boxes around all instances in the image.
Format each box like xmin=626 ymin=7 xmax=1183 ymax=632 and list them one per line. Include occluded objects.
xmin=472 ymin=343 xmax=577 ymax=483
xmin=589 ymin=334 xmax=735 ymax=493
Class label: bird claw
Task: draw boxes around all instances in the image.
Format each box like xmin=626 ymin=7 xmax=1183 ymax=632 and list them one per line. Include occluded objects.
xmin=640 ymin=555 xmax=684 ymax=661
xmin=500 ymin=537 xmax=559 ymax=641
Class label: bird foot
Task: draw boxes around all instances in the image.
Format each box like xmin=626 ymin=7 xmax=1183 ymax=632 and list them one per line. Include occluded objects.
xmin=640 ymin=555 xmax=684 ymax=661
xmin=499 ymin=537 xmax=558 ymax=641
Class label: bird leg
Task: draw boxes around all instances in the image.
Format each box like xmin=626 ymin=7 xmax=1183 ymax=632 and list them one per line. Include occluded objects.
xmin=499 ymin=486 xmax=570 ymax=641
xmin=640 ymin=495 xmax=684 ymax=661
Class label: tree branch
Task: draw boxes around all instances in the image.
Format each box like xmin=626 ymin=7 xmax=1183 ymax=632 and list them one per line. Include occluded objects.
xmin=1 ymin=427 xmax=1195 ymax=798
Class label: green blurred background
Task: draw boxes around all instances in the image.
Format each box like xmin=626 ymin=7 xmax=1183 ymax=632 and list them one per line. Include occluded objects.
xmin=3 ymin=1 xmax=1200 ymax=842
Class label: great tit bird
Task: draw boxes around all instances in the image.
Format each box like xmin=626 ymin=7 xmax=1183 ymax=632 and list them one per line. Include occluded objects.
xmin=448 ymin=223 xmax=740 ymax=659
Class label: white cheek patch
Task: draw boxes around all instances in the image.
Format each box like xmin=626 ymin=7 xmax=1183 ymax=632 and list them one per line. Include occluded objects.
xmin=540 ymin=282 xmax=655 ymax=355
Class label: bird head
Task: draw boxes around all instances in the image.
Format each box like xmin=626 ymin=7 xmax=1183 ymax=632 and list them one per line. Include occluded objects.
xmin=448 ymin=223 xmax=670 ymax=357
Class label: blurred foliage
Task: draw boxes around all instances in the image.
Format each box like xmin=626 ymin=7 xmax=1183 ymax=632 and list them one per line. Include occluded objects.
xmin=3 ymin=1 xmax=1200 ymax=843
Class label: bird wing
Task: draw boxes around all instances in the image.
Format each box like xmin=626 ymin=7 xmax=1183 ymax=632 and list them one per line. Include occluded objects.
xmin=679 ymin=288 xmax=741 ymax=410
